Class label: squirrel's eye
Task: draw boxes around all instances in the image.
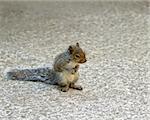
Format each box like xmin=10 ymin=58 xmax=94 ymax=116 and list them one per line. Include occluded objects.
xmin=75 ymin=54 xmax=80 ymax=58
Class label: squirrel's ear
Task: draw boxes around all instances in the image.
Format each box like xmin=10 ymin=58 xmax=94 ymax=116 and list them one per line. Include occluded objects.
xmin=76 ymin=42 xmax=80 ymax=47
xmin=68 ymin=45 xmax=74 ymax=54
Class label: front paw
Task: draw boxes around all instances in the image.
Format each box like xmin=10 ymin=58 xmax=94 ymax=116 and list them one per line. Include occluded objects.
xmin=74 ymin=65 xmax=79 ymax=72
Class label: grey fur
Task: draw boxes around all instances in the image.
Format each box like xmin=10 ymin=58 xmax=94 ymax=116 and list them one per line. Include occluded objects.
xmin=6 ymin=67 xmax=58 ymax=85
xmin=6 ymin=48 xmax=81 ymax=90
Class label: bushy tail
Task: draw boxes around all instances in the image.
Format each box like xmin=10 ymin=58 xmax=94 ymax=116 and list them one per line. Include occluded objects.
xmin=5 ymin=67 xmax=58 ymax=85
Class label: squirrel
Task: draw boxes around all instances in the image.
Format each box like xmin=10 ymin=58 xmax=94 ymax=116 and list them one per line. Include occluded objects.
xmin=6 ymin=42 xmax=87 ymax=92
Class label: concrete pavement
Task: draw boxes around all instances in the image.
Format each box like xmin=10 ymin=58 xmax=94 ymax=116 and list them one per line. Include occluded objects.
xmin=0 ymin=1 xmax=149 ymax=120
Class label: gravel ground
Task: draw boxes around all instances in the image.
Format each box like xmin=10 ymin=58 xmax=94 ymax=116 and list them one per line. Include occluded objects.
xmin=0 ymin=1 xmax=150 ymax=120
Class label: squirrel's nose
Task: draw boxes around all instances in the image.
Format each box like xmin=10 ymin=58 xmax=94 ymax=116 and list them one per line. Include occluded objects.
xmin=79 ymin=59 xmax=87 ymax=63
xmin=82 ymin=59 xmax=87 ymax=63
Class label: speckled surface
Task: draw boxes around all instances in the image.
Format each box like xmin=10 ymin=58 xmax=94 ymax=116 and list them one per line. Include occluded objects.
xmin=0 ymin=1 xmax=150 ymax=120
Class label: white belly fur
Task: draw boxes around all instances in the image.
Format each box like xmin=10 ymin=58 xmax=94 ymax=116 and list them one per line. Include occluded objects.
xmin=58 ymin=71 xmax=79 ymax=84
xmin=57 ymin=61 xmax=79 ymax=84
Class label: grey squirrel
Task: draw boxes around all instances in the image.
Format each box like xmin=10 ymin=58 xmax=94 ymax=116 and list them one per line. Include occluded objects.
xmin=6 ymin=43 xmax=87 ymax=92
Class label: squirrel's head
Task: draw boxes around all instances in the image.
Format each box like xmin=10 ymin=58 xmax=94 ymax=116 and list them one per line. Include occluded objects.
xmin=68 ymin=42 xmax=87 ymax=64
